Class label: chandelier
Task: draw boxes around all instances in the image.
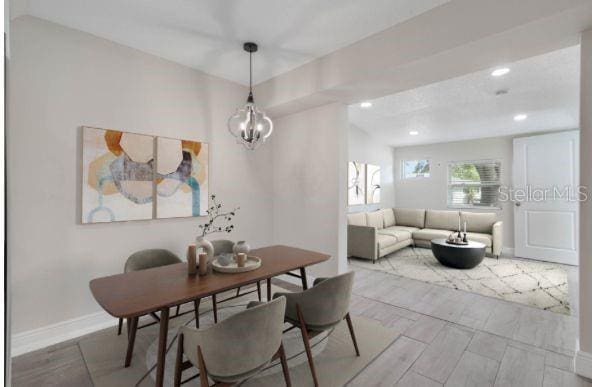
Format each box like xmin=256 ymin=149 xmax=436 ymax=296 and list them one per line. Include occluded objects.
xmin=227 ymin=42 xmax=273 ymax=150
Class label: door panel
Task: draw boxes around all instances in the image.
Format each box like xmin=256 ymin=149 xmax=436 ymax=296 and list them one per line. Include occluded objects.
xmin=513 ymin=131 xmax=579 ymax=265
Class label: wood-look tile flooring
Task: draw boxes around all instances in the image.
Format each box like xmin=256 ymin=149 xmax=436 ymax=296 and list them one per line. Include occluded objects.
xmin=347 ymin=267 xmax=590 ymax=387
xmin=11 ymin=269 xmax=591 ymax=386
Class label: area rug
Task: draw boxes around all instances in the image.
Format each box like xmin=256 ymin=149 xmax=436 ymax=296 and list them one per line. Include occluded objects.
xmin=349 ymin=247 xmax=570 ymax=315
xmin=79 ymin=286 xmax=398 ymax=386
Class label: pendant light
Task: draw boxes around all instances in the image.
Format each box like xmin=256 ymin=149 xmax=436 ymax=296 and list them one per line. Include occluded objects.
xmin=227 ymin=42 xmax=273 ymax=150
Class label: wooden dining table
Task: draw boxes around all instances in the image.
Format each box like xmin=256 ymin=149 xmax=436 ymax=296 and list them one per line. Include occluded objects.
xmin=89 ymin=244 xmax=331 ymax=387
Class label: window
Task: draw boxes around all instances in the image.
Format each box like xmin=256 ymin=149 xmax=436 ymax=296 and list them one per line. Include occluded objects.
xmin=402 ymin=159 xmax=430 ymax=179
xmin=448 ymin=160 xmax=501 ymax=208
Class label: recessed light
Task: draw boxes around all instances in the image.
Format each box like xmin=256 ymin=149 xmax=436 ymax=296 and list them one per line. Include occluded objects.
xmin=409 ymin=131 xmax=419 ymax=136
xmin=514 ymin=114 xmax=528 ymax=121
xmin=360 ymin=101 xmax=372 ymax=108
xmin=491 ymin=67 xmax=510 ymax=77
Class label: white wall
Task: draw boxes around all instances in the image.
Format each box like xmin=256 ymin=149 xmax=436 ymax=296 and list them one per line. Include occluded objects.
xmin=393 ymin=136 xmax=515 ymax=248
xmin=576 ymin=28 xmax=592 ymax=379
xmin=348 ymin=124 xmax=395 ymax=213
xmin=8 ymin=16 xmax=274 ymax=335
xmin=271 ymin=103 xmax=348 ymax=277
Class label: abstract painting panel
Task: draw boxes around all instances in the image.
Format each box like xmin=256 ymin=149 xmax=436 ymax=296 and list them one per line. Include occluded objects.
xmin=82 ymin=127 xmax=154 ymax=223
xmin=348 ymin=161 xmax=366 ymax=206
xmin=366 ymin=164 xmax=381 ymax=204
xmin=155 ymin=137 xmax=208 ymax=218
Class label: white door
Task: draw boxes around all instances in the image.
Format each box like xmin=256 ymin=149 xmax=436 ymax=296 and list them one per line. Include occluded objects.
xmin=513 ymin=131 xmax=579 ymax=265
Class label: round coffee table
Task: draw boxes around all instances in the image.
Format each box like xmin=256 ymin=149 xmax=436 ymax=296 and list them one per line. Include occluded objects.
xmin=430 ymin=238 xmax=486 ymax=269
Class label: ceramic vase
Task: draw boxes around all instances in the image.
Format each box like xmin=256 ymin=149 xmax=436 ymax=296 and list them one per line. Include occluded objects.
xmin=196 ymin=236 xmax=214 ymax=261
xmin=233 ymin=241 xmax=250 ymax=255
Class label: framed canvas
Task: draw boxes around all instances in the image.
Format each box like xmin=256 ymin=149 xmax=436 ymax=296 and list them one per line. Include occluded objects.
xmin=348 ymin=161 xmax=366 ymax=206
xmin=366 ymin=164 xmax=381 ymax=204
xmin=82 ymin=127 xmax=154 ymax=223
xmin=155 ymin=137 xmax=209 ymax=218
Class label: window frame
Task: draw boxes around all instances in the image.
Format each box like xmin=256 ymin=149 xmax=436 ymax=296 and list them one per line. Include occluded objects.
xmin=446 ymin=158 xmax=502 ymax=210
xmin=401 ymin=159 xmax=431 ymax=180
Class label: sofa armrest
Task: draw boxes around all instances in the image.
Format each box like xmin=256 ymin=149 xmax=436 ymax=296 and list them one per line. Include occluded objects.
xmin=347 ymin=224 xmax=377 ymax=261
xmin=492 ymin=221 xmax=503 ymax=257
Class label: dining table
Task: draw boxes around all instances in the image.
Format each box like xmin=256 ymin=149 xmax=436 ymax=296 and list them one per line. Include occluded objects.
xmin=89 ymin=244 xmax=331 ymax=387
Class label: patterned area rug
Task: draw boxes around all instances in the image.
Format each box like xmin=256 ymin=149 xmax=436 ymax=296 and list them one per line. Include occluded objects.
xmin=349 ymin=247 xmax=570 ymax=315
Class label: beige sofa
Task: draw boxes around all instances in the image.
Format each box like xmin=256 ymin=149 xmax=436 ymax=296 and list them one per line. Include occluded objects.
xmin=347 ymin=208 xmax=502 ymax=263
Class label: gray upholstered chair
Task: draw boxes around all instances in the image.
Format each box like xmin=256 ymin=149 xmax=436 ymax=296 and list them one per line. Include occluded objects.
xmin=174 ymin=296 xmax=290 ymax=387
xmin=118 ymin=249 xmax=201 ymax=367
xmin=273 ymin=271 xmax=358 ymax=387
xmin=117 ymin=249 xmax=184 ymax=336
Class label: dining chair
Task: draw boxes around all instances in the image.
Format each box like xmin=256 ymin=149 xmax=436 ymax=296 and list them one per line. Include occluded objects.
xmin=272 ymin=271 xmax=358 ymax=387
xmin=200 ymin=240 xmax=262 ymax=326
xmin=117 ymin=249 xmax=200 ymax=367
xmin=174 ymin=296 xmax=291 ymax=387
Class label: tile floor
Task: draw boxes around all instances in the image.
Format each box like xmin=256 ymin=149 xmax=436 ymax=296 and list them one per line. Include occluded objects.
xmin=10 ymin=268 xmax=591 ymax=386
xmin=347 ymin=266 xmax=589 ymax=386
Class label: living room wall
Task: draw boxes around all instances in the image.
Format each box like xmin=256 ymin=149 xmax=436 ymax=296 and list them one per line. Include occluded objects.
xmin=8 ymin=16 xmax=275 ymax=340
xmin=393 ymin=136 xmax=515 ymax=250
xmin=348 ymin=124 xmax=396 ymax=213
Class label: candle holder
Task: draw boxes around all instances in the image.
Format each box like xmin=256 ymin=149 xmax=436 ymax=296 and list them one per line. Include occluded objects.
xmin=187 ymin=245 xmax=197 ymax=276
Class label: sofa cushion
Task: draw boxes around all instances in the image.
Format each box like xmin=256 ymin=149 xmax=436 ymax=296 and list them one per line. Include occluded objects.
xmin=425 ymin=210 xmax=460 ymax=231
xmin=412 ymin=228 xmax=454 ymax=241
xmin=347 ymin=212 xmax=366 ymax=226
xmin=466 ymin=232 xmax=492 ymax=247
xmin=366 ymin=211 xmax=384 ymax=229
xmin=381 ymin=208 xmax=396 ymax=227
xmin=378 ymin=229 xmax=412 ymax=242
xmin=385 ymin=225 xmax=420 ymax=233
xmin=393 ymin=208 xmax=426 ymax=228
xmin=461 ymin=212 xmax=497 ymax=233
xmin=377 ymin=234 xmax=398 ymax=250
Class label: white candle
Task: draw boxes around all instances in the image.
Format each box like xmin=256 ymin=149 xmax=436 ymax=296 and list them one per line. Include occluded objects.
xmin=464 ymin=221 xmax=467 ymax=233
xmin=458 ymin=215 xmax=461 ymax=231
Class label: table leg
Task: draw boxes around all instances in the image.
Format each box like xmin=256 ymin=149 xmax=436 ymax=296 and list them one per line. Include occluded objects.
xmin=124 ymin=316 xmax=138 ymax=367
xmin=155 ymin=307 xmax=170 ymax=387
xmin=267 ymin=277 xmax=272 ymax=301
xmin=299 ymin=267 xmax=308 ymax=290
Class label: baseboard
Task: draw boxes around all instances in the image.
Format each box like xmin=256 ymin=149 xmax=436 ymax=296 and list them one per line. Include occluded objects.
xmin=11 ymin=311 xmax=117 ymax=357
xmin=575 ymin=342 xmax=592 ymax=379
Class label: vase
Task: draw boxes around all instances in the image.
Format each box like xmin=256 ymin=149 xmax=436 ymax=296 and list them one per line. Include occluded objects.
xmin=196 ymin=236 xmax=214 ymax=261
xmin=233 ymin=241 xmax=250 ymax=256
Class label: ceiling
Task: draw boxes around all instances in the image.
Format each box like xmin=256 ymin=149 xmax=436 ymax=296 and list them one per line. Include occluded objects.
xmin=348 ymin=45 xmax=580 ymax=147
xmin=13 ymin=0 xmax=449 ymax=85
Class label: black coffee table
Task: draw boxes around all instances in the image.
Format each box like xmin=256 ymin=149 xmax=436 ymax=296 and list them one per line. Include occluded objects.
xmin=430 ymin=238 xmax=486 ymax=269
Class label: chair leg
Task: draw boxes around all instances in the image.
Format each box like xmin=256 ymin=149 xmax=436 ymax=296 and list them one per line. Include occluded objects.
xmin=256 ymin=281 xmax=262 ymax=301
xmin=212 ymin=294 xmax=218 ymax=323
xmin=124 ymin=316 xmax=138 ymax=367
xmin=299 ymin=267 xmax=308 ymax=290
xmin=175 ymin=304 xmax=180 ymax=316
xmin=197 ymin=346 xmax=209 ymax=387
xmin=278 ymin=343 xmax=291 ymax=387
xmin=345 ymin=313 xmax=360 ymax=356
xmin=194 ymin=299 xmax=201 ymax=328
xmin=174 ymin=333 xmax=184 ymax=387
xmin=296 ymin=304 xmax=319 ymax=387
xmin=117 ymin=318 xmax=123 ymax=336
xmin=236 ymin=287 xmax=241 ymax=297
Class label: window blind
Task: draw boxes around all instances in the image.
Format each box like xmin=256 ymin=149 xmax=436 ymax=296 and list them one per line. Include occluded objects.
xmin=447 ymin=160 xmax=501 ymax=208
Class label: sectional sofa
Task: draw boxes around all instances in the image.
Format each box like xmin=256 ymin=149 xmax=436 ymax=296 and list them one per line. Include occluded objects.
xmin=347 ymin=208 xmax=502 ymax=263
